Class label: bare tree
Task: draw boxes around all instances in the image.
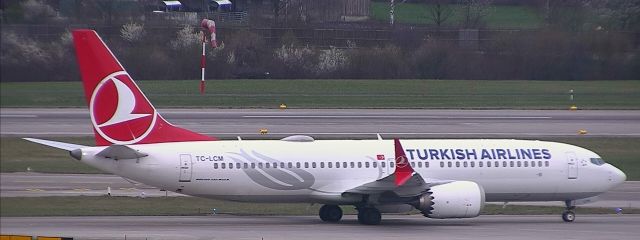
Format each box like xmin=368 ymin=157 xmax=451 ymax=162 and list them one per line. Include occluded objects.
xmin=425 ymin=0 xmax=455 ymax=28
xmin=459 ymin=0 xmax=492 ymax=28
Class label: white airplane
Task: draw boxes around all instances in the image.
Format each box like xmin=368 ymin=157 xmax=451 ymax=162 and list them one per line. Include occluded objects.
xmin=25 ymin=30 xmax=626 ymax=225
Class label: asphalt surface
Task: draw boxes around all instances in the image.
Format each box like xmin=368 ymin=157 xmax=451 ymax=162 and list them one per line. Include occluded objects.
xmin=1 ymin=173 xmax=638 ymax=208
xmin=1 ymin=215 xmax=639 ymax=240
xmin=2 ymin=108 xmax=640 ymax=138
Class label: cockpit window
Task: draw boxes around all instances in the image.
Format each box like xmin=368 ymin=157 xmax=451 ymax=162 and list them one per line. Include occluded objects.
xmin=590 ymin=158 xmax=605 ymax=166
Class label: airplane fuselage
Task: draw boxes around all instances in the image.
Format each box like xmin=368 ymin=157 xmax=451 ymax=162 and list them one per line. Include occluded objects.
xmin=77 ymin=139 xmax=624 ymax=205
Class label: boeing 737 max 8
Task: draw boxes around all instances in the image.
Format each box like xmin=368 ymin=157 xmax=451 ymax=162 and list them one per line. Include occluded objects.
xmin=25 ymin=30 xmax=626 ymax=225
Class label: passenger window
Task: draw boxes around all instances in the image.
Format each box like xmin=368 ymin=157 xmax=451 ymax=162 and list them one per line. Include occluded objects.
xmin=425 ymin=162 xmax=429 ymax=168
xmin=463 ymin=162 xmax=467 ymax=167
xmin=320 ymin=162 xmax=325 ymax=168
xmin=373 ymin=162 xmax=377 ymax=168
xmin=418 ymin=162 xmax=422 ymax=168
xmin=411 ymin=162 xmax=415 ymax=167
xmin=221 ymin=163 xmax=226 ymax=169
xmin=312 ymin=162 xmax=317 ymax=168
xmin=214 ymin=163 xmax=218 ymax=169
xmin=236 ymin=163 xmax=241 ymax=169
xmin=495 ymin=161 xmax=499 ymax=167
xmin=538 ymin=161 xmax=542 ymax=167
xmin=258 ymin=163 xmax=263 ymax=168
xmin=479 ymin=161 xmax=483 ymax=167
xmin=502 ymin=161 xmax=507 ymax=167
xmin=280 ymin=162 xmax=285 ymax=168
xmin=471 ymin=161 xmax=475 ymax=167
xmin=243 ymin=163 xmax=248 ymax=169
xmin=229 ymin=163 xmax=234 ymax=169
xmin=516 ymin=161 xmax=521 ymax=167
xmin=390 ymin=162 xmax=395 ymax=168
xmin=455 ymin=162 xmax=460 ymax=167
xmin=381 ymin=162 xmax=386 ymax=168
xmin=487 ymin=161 xmax=491 ymax=167
xmin=545 ymin=161 xmax=549 ymax=167
xmin=304 ymin=162 xmax=309 ymax=168
xmin=265 ymin=163 xmax=269 ymax=168
xmin=440 ymin=162 xmax=444 ymax=168
xmin=357 ymin=162 xmax=362 ymax=168
xmin=343 ymin=162 xmax=348 ymax=168
xmin=510 ymin=162 xmax=514 ymax=167
xmin=328 ymin=162 xmax=333 ymax=168
xmin=365 ymin=162 xmax=370 ymax=168
xmin=447 ymin=162 xmax=452 ymax=168
xmin=350 ymin=162 xmax=355 ymax=168
xmin=296 ymin=162 xmax=301 ymax=168
xmin=288 ymin=162 xmax=293 ymax=168
xmin=524 ymin=161 xmax=528 ymax=167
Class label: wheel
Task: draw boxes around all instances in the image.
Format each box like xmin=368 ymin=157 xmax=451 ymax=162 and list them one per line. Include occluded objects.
xmin=319 ymin=205 xmax=342 ymax=222
xmin=562 ymin=210 xmax=575 ymax=222
xmin=357 ymin=207 xmax=381 ymax=225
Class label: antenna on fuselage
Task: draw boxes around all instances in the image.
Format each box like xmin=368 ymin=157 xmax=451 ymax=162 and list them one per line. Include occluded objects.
xmin=377 ymin=134 xmax=383 ymax=140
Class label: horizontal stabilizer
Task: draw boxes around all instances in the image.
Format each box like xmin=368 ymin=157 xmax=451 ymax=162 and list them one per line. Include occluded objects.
xmin=23 ymin=138 xmax=87 ymax=151
xmin=97 ymin=145 xmax=148 ymax=160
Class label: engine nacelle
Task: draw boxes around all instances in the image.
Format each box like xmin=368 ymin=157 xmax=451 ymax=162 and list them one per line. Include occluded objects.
xmin=415 ymin=181 xmax=485 ymax=219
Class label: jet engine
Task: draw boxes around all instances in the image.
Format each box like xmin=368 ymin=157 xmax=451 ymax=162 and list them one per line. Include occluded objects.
xmin=413 ymin=181 xmax=485 ymax=219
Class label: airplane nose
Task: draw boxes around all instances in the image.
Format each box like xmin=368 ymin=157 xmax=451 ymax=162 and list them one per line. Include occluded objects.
xmin=609 ymin=165 xmax=626 ymax=187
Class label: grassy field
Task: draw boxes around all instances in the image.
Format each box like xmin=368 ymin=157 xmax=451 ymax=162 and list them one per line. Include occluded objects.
xmin=1 ymin=137 xmax=638 ymax=180
xmin=370 ymin=2 xmax=543 ymax=28
xmin=1 ymin=80 xmax=639 ymax=109
xmin=1 ymin=196 xmax=636 ymax=217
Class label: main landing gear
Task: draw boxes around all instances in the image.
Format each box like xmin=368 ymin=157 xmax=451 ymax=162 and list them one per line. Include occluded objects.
xmin=319 ymin=205 xmax=343 ymax=222
xmin=318 ymin=205 xmax=382 ymax=225
xmin=562 ymin=200 xmax=576 ymax=222
xmin=357 ymin=207 xmax=381 ymax=225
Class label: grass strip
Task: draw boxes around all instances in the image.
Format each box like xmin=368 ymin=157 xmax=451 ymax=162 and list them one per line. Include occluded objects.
xmin=1 ymin=196 xmax=636 ymax=217
xmin=1 ymin=80 xmax=639 ymax=109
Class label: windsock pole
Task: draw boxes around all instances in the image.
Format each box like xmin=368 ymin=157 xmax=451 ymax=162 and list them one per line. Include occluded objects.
xmin=200 ymin=33 xmax=206 ymax=95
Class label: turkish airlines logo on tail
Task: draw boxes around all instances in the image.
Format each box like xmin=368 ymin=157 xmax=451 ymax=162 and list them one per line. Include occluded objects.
xmin=90 ymin=71 xmax=157 ymax=144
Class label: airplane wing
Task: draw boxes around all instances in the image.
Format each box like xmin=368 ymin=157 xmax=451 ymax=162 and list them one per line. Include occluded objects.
xmin=23 ymin=138 xmax=87 ymax=151
xmin=345 ymin=139 xmax=451 ymax=197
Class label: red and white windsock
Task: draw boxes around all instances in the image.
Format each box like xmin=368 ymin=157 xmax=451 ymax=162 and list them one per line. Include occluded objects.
xmin=201 ymin=19 xmax=218 ymax=48
xmin=199 ymin=19 xmax=218 ymax=94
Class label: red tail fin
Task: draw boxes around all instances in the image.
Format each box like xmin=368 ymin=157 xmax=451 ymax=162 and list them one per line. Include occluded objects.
xmin=72 ymin=29 xmax=216 ymax=146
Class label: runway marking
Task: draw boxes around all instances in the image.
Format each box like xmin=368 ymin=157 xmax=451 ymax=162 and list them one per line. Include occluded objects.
xmin=243 ymin=115 xmax=552 ymax=119
xmin=0 ymin=114 xmax=38 ymax=118
xmin=25 ymin=188 xmax=44 ymax=192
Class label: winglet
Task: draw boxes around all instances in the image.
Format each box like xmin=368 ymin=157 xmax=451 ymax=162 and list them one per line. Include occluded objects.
xmin=394 ymin=138 xmax=414 ymax=186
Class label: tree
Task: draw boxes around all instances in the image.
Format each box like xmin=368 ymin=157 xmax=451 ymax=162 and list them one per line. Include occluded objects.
xmin=459 ymin=0 xmax=492 ymax=28
xmin=425 ymin=0 xmax=455 ymax=28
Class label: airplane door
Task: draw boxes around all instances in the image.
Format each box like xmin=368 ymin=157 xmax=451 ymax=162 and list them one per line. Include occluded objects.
xmin=566 ymin=152 xmax=578 ymax=179
xmin=179 ymin=154 xmax=193 ymax=182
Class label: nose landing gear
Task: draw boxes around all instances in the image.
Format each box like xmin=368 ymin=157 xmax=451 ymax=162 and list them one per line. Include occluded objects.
xmin=562 ymin=200 xmax=576 ymax=222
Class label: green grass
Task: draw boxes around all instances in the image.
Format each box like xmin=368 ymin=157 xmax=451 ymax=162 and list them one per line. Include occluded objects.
xmin=1 ymin=80 xmax=639 ymax=109
xmin=1 ymin=196 xmax=636 ymax=217
xmin=1 ymin=137 xmax=638 ymax=180
xmin=370 ymin=2 xmax=544 ymax=28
